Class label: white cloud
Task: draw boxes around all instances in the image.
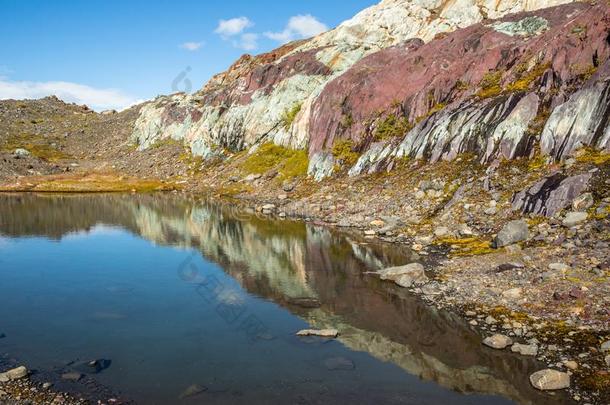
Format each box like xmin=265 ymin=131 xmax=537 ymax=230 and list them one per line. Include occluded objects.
xmin=180 ymin=41 xmax=204 ymax=51
xmin=215 ymin=17 xmax=253 ymax=38
xmin=236 ymin=33 xmax=259 ymax=51
xmin=0 ymin=78 xmax=140 ymax=111
xmin=265 ymin=15 xmax=328 ymax=44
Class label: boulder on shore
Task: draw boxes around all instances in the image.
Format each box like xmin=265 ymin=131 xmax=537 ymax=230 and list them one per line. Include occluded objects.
xmin=0 ymin=366 xmax=28 ymax=382
xmin=376 ymin=263 xmax=427 ymax=288
xmin=529 ymin=369 xmax=570 ymax=390
xmin=483 ymin=334 xmax=513 ymax=349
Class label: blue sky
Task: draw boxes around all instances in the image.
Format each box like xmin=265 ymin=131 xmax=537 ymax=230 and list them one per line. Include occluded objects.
xmin=0 ymin=0 xmax=376 ymax=110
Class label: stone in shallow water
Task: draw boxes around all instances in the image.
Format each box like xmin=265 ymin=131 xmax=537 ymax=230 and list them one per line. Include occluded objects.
xmin=601 ymin=340 xmax=610 ymax=352
xmin=61 ymin=372 xmax=83 ymax=382
xmin=287 ymin=297 xmax=321 ymax=308
xmin=324 ymin=357 xmax=355 ymax=371
xmin=179 ymin=384 xmax=207 ymax=399
xmin=483 ymin=334 xmax=513 ymax=349
xmin=73 ymin=359 xmax=112 ymax=374
xmin=0 ymin=366 xmax=28 ymax=382
xmin=529 ymin=369 xmax=570 ymax=390
xmin=296 ymin=329 xmax=338 ymax=338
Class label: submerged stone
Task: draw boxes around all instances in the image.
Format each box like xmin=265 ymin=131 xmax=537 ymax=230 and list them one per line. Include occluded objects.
xmin=61 ymin=372 xmax=83 ymax=382
xmin=179 ymin=384 xmax=207 ymax=399
xmin=324 ymin=357 xmax=355 ymax=371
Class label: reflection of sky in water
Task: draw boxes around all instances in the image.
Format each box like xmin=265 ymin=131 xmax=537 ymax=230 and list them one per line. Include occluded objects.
xmin=62 ymin=224 xmax=126 ymax=240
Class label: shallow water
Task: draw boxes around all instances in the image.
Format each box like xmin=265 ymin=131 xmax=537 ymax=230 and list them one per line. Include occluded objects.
xmin=0 ymin=193 xmax=570 ymax=404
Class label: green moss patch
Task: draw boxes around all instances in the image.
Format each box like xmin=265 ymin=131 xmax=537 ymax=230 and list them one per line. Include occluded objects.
xmin=374 ymin=114 xmax=413 ymax=141
xmin=281 ymin=103 xmax=302 ymax=129
xmin=0 ymin=173 xmax=178 ymax=193
xmin=476 ymin=71 xmax=503 ymax=99
xmin=331 ymin=139 xmax=360 ymax=167
xmin=505 ymin=62 xmax=550 ymax=93
xmin=434 ymin=236 xmax=495 ymax=256
xmin=241 ymin=143 xmax=308 ymax=181
xmin=1 ymin=134 xmax=71 ymax=161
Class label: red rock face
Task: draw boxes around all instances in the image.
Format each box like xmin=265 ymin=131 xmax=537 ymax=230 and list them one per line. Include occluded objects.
xmin=197 ymin=42 xmax=331 ymax=108
xmin=309 ymin=3 xmax=610 ymax=155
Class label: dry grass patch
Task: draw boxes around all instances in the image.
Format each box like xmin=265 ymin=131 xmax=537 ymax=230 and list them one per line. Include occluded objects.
xmin=0 ymin=173 xmax=178 ymax=193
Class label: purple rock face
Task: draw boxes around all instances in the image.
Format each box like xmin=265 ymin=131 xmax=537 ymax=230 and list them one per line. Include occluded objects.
xmin=511 ymin=173 xmax=592 ymax=217
xmin=309 ymin=3 xmax=610 ymax=160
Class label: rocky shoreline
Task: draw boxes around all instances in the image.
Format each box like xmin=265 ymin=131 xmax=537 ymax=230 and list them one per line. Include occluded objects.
xmin=1 ymin=141 xmax=609 ymax=403
xmin=0 ymin=349 xmax=134 ymax=405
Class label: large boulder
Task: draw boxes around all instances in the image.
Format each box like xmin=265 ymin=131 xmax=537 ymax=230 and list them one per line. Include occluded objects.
xmin=376 ymin=263 xmax=427 ymax=287
xmin=529 ymin=369 xmax=570 ymax=390
xmin=512 ymin=173 xmax=591 ymax=217
xmin=494 ymin=220 xmax=529 ymax=247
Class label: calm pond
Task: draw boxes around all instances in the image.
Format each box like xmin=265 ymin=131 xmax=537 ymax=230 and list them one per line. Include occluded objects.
xmin=0 ymin=193 xmax=570 ymax=404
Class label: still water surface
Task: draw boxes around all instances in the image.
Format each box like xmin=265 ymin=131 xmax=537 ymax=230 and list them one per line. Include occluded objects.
xmin=0 ymin=194 xmax=570 ymax=404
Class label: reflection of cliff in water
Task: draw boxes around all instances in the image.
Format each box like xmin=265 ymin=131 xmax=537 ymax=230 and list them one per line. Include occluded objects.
xmin=0 ymin=193 xmax=568 ymax=405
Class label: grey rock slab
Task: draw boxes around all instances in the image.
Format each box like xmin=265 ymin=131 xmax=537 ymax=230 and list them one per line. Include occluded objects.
xmin=495 ymin=220 xmax=529 ymax=247
xmin=512 ymin=173 xmax=591 ymax=217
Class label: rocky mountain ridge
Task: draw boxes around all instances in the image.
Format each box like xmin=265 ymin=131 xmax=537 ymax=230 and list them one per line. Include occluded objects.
xmin=130 ymin=0 xmax=584 ymax=181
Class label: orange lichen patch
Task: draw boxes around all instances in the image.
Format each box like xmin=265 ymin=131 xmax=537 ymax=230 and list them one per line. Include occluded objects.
xmin=0 ymin=173 xmax=179 ymax=193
